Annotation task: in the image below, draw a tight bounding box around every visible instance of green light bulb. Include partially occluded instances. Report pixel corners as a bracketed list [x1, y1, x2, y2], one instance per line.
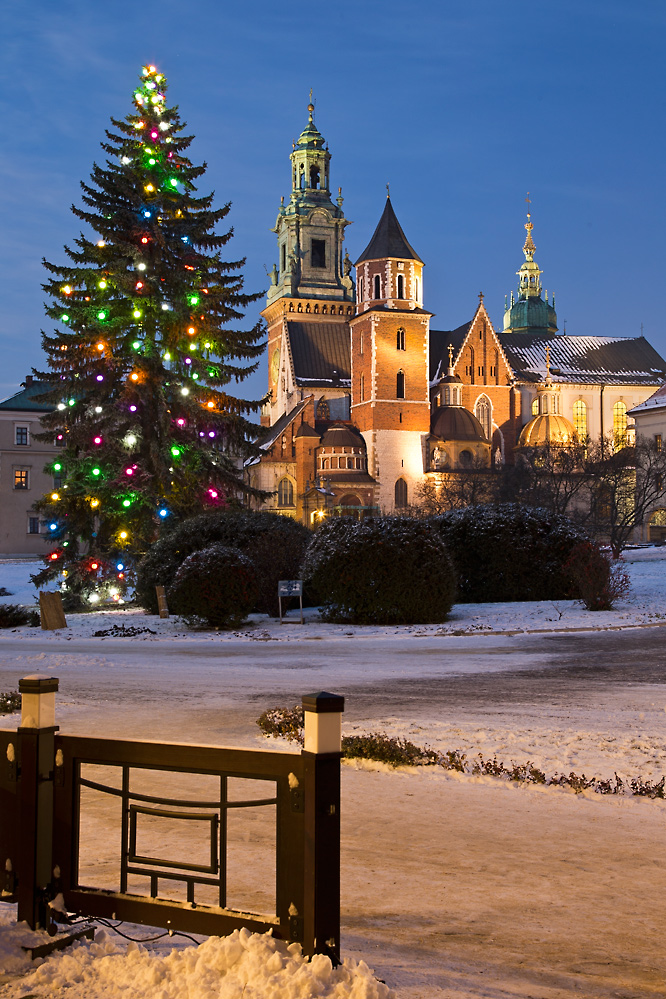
[171, 446, 181, 457]
[133, 310, 142, 319]
[170, 178, 178, 187]
[190, 296, 199, 305]
[98, 280, 107, 289]
[122, 499, 131, 508]
[92, 467, 101, 476]
[68, 399, 75, 406]
[192, 373, 199, 379]
[97, 311, 106, 321]
[149, 158, 156, 166]
[164, 352, 171, 361]
[53, 463, 62, 471]
[132, 341, 141, 350]
[61, 314, 69, 322]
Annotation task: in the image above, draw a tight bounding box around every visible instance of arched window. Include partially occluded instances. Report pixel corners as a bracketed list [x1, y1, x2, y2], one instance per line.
[459, 449, 473, 466]
[573, 400, 587, 440]
[309, 164, 320, 189]
[397, 274, 404, 299]
[395, 477, 408, 508]
[396, 327, 405, 350]
[316, 397, 330, 420]
[415, 277, 419, 302]
[613, 401, 627, 448]
[475, 395, 492, 440]
[532, 397, 539, 416]
[396, 370, 405, 399]
[359, 278, 364, 302]
[277, 477, 294, 507]
[322, 458, 330, 470]
[374, 274, 381, 300]
[360, 373, 365, 402]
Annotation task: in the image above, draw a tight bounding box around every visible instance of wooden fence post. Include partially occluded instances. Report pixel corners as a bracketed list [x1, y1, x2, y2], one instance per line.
[16, 675, 59, 931]
[301, 691, 344, 964]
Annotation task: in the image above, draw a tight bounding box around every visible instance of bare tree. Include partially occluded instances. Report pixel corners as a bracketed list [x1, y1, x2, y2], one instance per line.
[417, 463, 499, 514]
[585, 435, 666, 555]
[499, 441, 592, 517]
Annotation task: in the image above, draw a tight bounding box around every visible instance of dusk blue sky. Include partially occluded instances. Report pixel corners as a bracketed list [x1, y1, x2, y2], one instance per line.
[2, 1, 665, 411]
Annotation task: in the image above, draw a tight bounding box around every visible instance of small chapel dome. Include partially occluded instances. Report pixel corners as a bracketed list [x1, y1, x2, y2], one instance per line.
[517, 413, 576, 448]
[439, 371, 463, 385]
[320, 423, 366, 448]
[431, 406, 488, 442]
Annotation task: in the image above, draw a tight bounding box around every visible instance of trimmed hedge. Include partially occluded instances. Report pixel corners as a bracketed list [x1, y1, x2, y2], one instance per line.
[301, 517, 457, 624]
[168, 544, 258, 628]
[431, 504, 591, 603]
[136, 511, 310, 616]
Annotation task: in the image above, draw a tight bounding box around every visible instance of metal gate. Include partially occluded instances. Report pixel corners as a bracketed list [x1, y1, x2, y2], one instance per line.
[0, 676, 343, 961]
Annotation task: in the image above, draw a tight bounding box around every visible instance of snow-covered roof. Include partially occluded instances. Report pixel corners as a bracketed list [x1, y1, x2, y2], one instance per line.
[498, 334, 666, 386]
[628, 382, 666, 414]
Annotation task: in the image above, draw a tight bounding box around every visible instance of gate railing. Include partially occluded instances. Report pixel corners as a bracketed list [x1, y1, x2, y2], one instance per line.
[0, 676, 343, 961]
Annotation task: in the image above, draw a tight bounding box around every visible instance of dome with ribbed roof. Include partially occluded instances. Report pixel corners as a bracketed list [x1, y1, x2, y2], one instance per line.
[504, 295, 558, 334]
[517, 413, 576, 447]
[431, 407, 488, 442]
[295, 104, 326, 150]
[320, 423, 365, 447]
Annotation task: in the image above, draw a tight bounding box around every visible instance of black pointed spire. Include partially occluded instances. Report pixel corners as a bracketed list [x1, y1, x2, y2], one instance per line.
[355, 198, 423, 265]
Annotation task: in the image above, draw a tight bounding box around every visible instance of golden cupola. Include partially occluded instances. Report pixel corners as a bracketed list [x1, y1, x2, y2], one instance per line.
[517, 347, 576, 447]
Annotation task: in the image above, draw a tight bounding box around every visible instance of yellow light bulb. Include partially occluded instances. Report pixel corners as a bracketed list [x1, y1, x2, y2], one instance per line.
[207, 401, 214, 409]
[97, 342, 104, 351]
[131, 373, 139, 381]
[90, 498, 99, 508]
[120, 531, 128, 540]
[51, 492, 60, 501]
[145, 184, 154, 193]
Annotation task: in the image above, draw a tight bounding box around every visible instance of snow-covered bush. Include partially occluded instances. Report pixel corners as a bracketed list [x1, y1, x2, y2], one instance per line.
[0, 603, 39, 628]
[301, 517, 457, 624]
[563, 540, 630, 610]
[136, 511, 310, 616]
[431, 504, 590, 602]
[168, 544, 258, 628]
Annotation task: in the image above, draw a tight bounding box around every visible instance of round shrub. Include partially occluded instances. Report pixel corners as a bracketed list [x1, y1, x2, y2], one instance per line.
[302, 517, 457, 624]
[136, 511, 311, 616]
[431, 503, 591, 603]
[168, 544, 258, 628]
[563, 540, 630, 610]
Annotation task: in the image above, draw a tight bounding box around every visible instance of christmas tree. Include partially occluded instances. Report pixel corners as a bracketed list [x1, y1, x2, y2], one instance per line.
[32, 64, 265, 606]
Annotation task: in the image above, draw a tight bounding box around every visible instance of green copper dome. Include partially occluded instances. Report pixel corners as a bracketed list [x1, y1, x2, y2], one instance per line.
[296, 104, 326, 150]
[504, 295, 558, 334]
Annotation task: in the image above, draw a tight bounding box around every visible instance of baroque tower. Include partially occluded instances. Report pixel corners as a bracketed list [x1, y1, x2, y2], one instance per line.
[503, 207, 558, 335]
[262, 103, 354, 426]
[350, 197, 431, 511]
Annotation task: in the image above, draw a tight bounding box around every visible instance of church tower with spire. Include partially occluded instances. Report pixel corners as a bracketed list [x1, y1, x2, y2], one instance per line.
[349, 197, 431, 511]
[262, 102, 355, 426]
[503, 206, 558, 335]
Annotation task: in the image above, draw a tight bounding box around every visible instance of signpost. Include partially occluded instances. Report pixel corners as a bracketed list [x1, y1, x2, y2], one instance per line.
[278, 580, 303, 625]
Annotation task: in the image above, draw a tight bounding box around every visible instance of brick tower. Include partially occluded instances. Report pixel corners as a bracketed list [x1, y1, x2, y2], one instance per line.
[350, 197, 431, 511]
[261, 102, 354, 427]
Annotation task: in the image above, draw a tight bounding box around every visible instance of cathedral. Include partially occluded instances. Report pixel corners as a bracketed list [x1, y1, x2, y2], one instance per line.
[246, 103, 666, 524]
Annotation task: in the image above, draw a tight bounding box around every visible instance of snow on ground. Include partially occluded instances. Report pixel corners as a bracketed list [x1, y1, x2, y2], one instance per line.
[1, 545, 666, 640]
[0, 909, 392, 998]
[0, 550, 665, 997]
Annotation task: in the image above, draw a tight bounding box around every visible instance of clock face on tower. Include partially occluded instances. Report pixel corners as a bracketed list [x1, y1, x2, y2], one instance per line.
[270, 347, 280, 386]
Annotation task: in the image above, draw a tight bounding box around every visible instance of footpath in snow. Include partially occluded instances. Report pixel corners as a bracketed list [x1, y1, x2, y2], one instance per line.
[0, 549, 665, 997]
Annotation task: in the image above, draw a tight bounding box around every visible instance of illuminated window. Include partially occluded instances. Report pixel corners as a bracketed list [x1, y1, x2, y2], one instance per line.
[656, 434, 662, 451]
[277, 477, 294, 507]
[316, 398, 330, 420]
[14, 470, 29, 490]
[396, 370, 405, 399]
[532, 397, 539, 416]
[394, 477, 408, 508]
[573, 400, 587, 440]
[613, 401, 627, 448]
[475, 395, 492, 440]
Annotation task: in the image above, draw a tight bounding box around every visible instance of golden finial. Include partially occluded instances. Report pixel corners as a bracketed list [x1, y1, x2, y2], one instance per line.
[523, 193, 536, 260]
[545, 344, 551, 374]
[386, 183, 390, 199]
[448, 344, 454, 368]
